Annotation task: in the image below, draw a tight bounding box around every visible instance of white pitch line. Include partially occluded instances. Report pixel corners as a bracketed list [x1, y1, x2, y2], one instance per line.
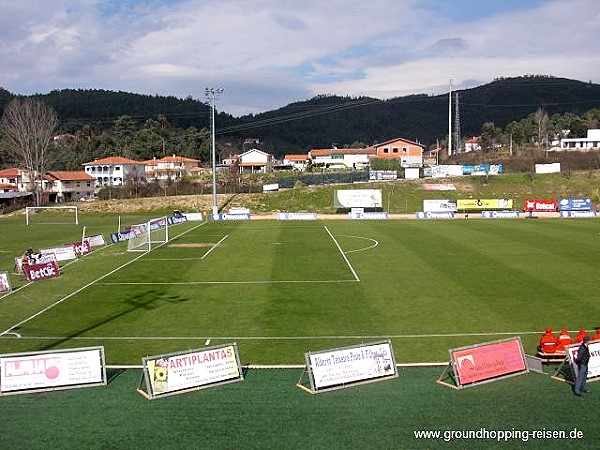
[200, 234, 229, 260]
[324, 225, 360, 282]
[0, 330, 548, 341]
[341, 235, 379, 254]
[100, 279, 358, 285]
[0, 221, 207, 337]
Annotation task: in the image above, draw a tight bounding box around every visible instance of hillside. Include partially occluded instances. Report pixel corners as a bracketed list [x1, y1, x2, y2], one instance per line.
[1, 76, 599, 155]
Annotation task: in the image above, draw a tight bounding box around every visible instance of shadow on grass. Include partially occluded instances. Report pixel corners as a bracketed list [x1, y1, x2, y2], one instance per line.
[39, 289, 188, 351]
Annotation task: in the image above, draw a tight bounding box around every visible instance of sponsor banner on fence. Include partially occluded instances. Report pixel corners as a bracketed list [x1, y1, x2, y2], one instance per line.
[334, 189, 382, 208]
[263, 183, 280, 192]
[307, 341, 397, 391]
[451, 337, 527, 387]
[211, 213, 251, 221]
[0, 271, 11, 293]
[422, 183, 457, 191]
[567, 340, 600, 380]
[24, 260, 61, 282]
[168, 215, 188, 225]
[142, 344, 243, 398]
[348, 211, 389, 220]
[524, 199, 558, 212]
[0, 347, 106, 395]
[423, 199, 457, 212]
[40, 246, 77, 262]
[481, 211, 520, 219]
[415, 211, 455, 220]
[183, 213, 203, 221]
[276, 212, 318, 220]
[67, 241, 91, 256]
[369, 170, 398, 181]
[560, 210, 598, 218]
[558, 198, 592, 211]
[110, 229, 137, 243]
[457, 199, 513, 211]
[535, 162, 560, 174]
[85, 234, 106, 248]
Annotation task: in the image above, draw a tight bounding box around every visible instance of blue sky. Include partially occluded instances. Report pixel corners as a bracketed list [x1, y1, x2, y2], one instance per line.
[0, 0, 598, 117]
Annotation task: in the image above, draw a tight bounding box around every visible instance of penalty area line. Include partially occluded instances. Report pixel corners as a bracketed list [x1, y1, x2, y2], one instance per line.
[324, 226, 360, 281]
[99, 279, 359, 285]
[201, 234, 229, 260]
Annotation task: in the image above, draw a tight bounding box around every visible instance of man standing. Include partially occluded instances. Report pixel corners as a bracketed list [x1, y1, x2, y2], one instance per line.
[574, 335, 591, 396]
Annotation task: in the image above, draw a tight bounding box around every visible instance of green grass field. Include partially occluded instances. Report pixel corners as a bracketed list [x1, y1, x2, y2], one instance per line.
[1, 212, 599, 449]
[1, 213, 599, 364]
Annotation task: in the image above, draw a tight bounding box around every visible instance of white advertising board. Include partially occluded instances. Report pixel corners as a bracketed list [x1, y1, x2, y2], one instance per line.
[567, 340, 600, 380]
[142, 344, 243, 399]
[535, 162, 561, 174]
[334, 189, 382, 208]
[0, 347, 106, 395]
[40, 246, 77, 262]
[0, 271, 11, 292]
[306, 341, 397, 392]
[423, 199, 457, 212]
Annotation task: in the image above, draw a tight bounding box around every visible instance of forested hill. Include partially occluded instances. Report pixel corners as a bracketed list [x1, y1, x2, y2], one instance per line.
[1, 75, 599, 153]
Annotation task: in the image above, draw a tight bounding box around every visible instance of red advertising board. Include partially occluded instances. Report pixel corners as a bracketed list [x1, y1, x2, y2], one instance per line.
[523, 199, 558, 212]
[24, 260, 61, 282]
[68, 241, 91, 256]
[452, 338, 527, 386]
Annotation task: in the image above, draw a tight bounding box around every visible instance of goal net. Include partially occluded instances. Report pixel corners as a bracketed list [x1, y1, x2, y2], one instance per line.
[127, 217, 169, 252]
[26, 206, 79, 225]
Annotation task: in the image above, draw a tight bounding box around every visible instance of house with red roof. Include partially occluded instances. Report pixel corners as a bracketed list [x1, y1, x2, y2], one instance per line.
[283, 154, 310, 171]
[0, 167, 34, 192]
[143, 155, 200, 181]
[45, 171, 96, 202]
[309, 148, 375, 169]
[82, 156, 147, 189]
[371, 138, 425, 168]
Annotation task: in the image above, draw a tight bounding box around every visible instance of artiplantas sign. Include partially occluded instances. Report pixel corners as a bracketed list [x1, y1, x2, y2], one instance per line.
[334, 189, 382, 208]
[0, 347, 106, 395]
[141, 344, 243, 399]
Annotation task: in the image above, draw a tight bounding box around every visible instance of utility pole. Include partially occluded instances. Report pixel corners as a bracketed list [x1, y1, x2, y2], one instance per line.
[448, 79, 453, 157]
[454, 91, 460, 155]
[205, 87, 223, 217]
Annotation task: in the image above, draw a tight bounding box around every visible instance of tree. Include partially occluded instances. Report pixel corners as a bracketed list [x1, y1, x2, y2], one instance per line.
[534, 107, 549, 151]
[0, 98, 58, 205]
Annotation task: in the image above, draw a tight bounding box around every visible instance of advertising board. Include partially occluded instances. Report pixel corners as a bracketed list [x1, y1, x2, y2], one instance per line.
[423, 199, 457, 212]
[141, 344, 243, 399]
[40, 246, 77, 261]
[481, 211, 520, 219]
[560, 210, 597, 218]
[450, 337, 527, 387]
[558, 198, 592, 211]
[24, 260, 61, 282]
[334, 189, 382, 209]
[0, 347, 106, 395]
[276, 212, 318, 220]
[0, 271, 11, 293]
[567, 340, 600, 381]
[523, 199, 558, 212]
[306, 341, 397, 392]
[456, 199, 513, 211]
[348, 211, 389, 220]
[211, 213, 251, 221]
[415, 211, 455, 219]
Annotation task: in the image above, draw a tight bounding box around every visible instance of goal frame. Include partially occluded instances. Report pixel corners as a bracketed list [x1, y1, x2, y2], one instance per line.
[25, 206, 79, 225]
[127, 217, 169, 252]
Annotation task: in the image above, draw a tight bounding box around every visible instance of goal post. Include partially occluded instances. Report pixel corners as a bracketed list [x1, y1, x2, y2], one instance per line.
[127, 217, 169, 252]
[26, 206, 79, 225]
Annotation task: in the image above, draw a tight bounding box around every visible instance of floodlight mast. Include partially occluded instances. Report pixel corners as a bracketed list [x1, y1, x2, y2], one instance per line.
[205, 87, 224, 217]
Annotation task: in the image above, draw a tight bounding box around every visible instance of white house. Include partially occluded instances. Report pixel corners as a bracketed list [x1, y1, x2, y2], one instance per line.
[0, 167, 34, 192]
[82, 156, 147, 189]
[309, 148, 375, 169]
[144, 155, 200, 181]
[283, 154, 310, 171]
[238, 149, 274, 173]
[45, 171, 96, 202]
[559, 129, 600, 151]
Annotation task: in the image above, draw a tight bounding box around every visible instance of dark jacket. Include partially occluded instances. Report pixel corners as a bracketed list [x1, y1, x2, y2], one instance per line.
[575, 343, 590, 366]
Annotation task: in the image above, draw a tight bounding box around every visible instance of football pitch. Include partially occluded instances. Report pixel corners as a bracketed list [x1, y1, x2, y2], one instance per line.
[1, 213, 600, 449]
[1, 214, 599, 365]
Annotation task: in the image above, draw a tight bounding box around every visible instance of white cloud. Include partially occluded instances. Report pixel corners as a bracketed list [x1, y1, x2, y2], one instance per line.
[0, 0, 598, 116]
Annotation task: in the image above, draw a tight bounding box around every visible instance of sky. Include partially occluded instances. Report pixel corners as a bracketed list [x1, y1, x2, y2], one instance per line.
[0, 0, 599, 117]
